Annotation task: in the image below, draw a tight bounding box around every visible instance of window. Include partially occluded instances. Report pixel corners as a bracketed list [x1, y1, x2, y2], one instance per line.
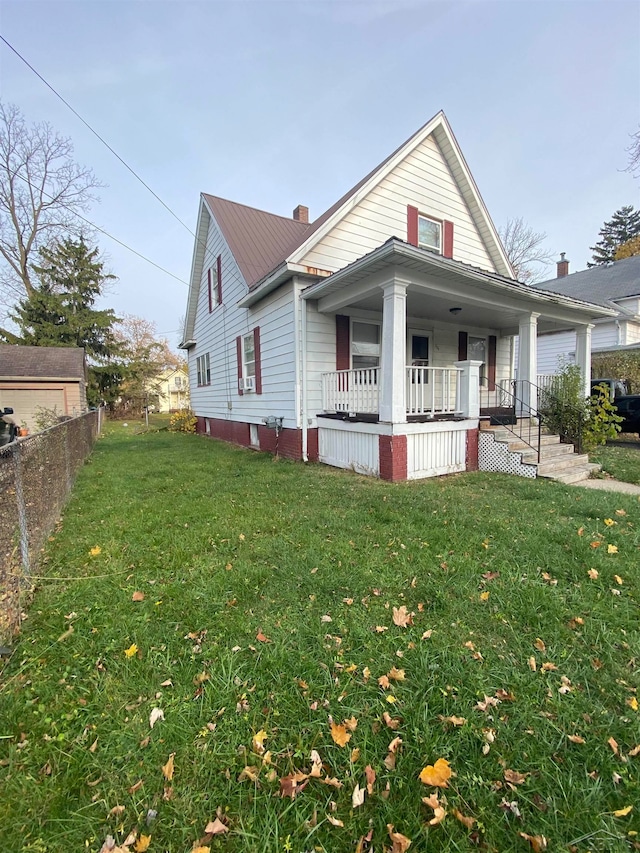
[237, 328, 262, 394]
[418, 215, 442, 253]
[174, 376, 183, 389]
[242, 333, 256, 378]
[468, 336, 486, 385]
[196, 353, 210, 386]
[207, 266, 218, 312]
[351, 321, 380, 370]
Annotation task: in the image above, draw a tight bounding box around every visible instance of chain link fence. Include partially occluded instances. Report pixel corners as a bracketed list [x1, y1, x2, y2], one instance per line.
[0, 409, 101, 642]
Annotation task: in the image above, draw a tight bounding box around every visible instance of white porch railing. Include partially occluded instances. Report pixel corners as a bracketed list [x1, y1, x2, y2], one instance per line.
[321, 367, 462, 417]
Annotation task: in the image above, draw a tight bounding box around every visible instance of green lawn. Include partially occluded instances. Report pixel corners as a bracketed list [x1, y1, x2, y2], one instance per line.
[591, 438, 640, 485]
[1, 425, 639, 853]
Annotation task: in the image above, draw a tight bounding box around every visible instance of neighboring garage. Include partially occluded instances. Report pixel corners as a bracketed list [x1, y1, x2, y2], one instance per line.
[0, 345, 88, 433]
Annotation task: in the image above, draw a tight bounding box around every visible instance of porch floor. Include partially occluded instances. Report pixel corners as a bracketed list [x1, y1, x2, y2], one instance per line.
[317, 412, 469, 425]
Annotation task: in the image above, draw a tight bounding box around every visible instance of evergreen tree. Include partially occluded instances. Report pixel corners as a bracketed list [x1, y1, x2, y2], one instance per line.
[588, 205, 640, 266]
[5, 237, 123, 405]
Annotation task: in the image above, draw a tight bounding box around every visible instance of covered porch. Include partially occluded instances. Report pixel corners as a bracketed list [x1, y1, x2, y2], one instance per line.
[300, 240, 614, 480]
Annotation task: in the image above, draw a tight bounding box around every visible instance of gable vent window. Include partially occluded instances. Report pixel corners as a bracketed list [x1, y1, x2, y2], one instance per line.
[418, 215, 442, 254]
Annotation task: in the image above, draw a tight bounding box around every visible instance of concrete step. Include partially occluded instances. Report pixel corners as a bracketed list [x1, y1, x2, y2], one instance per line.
[519, 443, 576, 464]
[536, 453, 591, 477]
[544, 463, 602, 484]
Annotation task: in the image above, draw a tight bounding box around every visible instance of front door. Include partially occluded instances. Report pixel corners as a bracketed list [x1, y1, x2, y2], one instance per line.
[408, 332, 430, 377]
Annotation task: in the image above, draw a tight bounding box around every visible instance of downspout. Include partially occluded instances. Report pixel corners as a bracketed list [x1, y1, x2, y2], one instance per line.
[301, 294, 309, 462]
[615, 318, 622, 346]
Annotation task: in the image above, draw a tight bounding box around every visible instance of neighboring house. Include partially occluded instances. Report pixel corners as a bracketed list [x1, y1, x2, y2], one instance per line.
[181, 111, 613, 481]
[0, 345, 88, 432]
[156, 366, 189, 412]
[534, 255, 640, 374]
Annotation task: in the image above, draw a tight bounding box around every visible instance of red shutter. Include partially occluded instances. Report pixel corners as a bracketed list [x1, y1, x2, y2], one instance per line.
[216, 255, 223, 305]
[458, 331, 468, 362]
[336, 315, 350, 370]
[253, 326, 262, 394]
[236, 336, 243, 395]
[443, 220, 454, 259]
[407, 205, 419, 247]
[488, 335, 497, 391]
[207, 268, 213, 313]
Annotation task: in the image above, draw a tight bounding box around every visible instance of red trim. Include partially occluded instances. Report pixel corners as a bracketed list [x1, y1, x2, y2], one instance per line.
[379, 435, 408, 481]
[443, 220, 454, 259]
[236, 336, 243, 395]
[253, 326, 262, 394]
[207, 268, 213, 313]
[407, 205, 418, 247]
[488, 335, 497, 391]
[216, 255, 223, 305]
[458, 331, 468, 362]
[336, 315, 350, 370]
[466, 428, 479, 471]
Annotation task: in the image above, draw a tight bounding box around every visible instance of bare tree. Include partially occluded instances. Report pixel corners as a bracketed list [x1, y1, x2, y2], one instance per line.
[499, 217, 555, 284]
[0, 101, 101, 306]
[626, 128, 640, 178]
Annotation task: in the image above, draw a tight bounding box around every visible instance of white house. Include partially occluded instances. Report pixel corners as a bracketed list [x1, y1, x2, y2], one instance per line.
[156, 366, 189, 413]
[534, 255, 640, 374]
[181, 111, 613, 482]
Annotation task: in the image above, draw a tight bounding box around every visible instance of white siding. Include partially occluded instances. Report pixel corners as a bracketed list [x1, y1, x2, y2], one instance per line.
[623, 320, 640, 345]
[536, 322, 622, 375]
[407, 428, 466, 479]
[299, 134, 495, 273]
[319, 425, 379, 476]
[189, 218, 298, 427]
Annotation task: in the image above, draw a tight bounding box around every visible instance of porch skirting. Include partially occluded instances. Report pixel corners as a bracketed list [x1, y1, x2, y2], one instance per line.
[195, 416, 319, 462]
[318, 417, 479, 481]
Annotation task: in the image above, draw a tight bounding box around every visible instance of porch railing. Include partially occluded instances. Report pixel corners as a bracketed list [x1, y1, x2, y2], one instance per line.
[321, 366, 462, 417]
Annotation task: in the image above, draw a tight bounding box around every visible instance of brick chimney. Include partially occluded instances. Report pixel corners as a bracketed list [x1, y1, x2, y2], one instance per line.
[293, 205, 309, 223]
[557, 252, 570, 278]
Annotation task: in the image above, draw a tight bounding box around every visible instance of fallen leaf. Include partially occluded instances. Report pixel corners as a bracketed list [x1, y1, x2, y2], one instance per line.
[629, 744, 640, 757]
[528, 656, 537, 672]
[495, 688, 515, 701]
[374, 625, 388, 633]
[128, 779, 143, 793]
[160, 679, 173, 687]
[504, 768, 527, 785]
[252, 729, 267, 755]
[344, 716, 358, 731]
[109, 805, 125, 817]
[392, 606, 413, 627]
[279, 771, 309, 798]
[453, 808, 475, 829]
[439, 715, 466, 727]
[422, 791, 447, 825]
[388, 736, 403, 754]
[350, 747, 361, 763]
[378, 675, 391, 690]
[607, 544, 619, 554]
[321, 615, 333, 623]
[162, 753, 175, 781]
[479, 591, 490, 601]
[567, 734, 585, 744]
[90, 546, 102, 556]
[519, 832, 548, 851]
[534, 638, 546, 652]
[124, 643, 139, 659]
[422, 629, 433, 639]
[628, 697, 639, 712]
[238, 765, 260, 783]
[387, 824, 412, 852]
[588, 568, 599, 579]
[326, 814, 344, 827]
[614, 805, 633, 817]
[382, 711, 401, 730]
[132, 591, 145, 601]
[57, 625, 74, 642]
[615, 575, 624, 585]
[352, 782, 366, 808]
[540, 662, 558, 672]
[149, 708, 164, 729]
[482, 570, 500, 581]
[330, 722, 351, 747]
[204, 817, 228, 834]
[608, 737, 619, 755]
[475, 695, 500, 711]
[499, 798, 522, 818]
[388, 666, 405, 681]
[255, 630, 271, 643]
[365, 764, 376, 794]
[419, 757, 452, 787]
[135, 836, 151, 853]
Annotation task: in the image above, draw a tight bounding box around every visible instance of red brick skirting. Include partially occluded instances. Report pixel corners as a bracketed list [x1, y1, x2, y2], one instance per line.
[378, 434, 407, 481]
[196, 416, 318, 462]
[466, 427, 479, 471]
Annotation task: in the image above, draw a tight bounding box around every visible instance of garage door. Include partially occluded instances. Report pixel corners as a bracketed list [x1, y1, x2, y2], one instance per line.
[1, 389, 66, 433]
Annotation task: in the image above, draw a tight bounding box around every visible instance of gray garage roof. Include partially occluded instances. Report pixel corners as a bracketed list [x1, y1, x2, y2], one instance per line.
[534, 256, 640, 307]
[0, 345, 86, 379]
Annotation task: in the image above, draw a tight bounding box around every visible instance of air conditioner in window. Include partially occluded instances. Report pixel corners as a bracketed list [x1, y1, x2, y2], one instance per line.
[239, 376, 255, 392]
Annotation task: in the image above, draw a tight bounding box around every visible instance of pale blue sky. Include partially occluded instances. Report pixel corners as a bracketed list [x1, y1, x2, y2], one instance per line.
[1, 0, 638, 347]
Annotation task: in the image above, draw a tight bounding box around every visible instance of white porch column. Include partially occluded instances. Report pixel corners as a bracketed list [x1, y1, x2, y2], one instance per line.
[454, 360, 482, 418]
[379, 278, 408, 424]
[516, 313, 540, 415]
[575, 324, 593, 398]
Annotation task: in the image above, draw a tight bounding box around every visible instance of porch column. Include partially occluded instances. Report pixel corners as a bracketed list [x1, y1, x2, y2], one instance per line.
[454, 360, 482, 418]
[379, 278, 408, 424]
[575, 324, 593, 398]
[516, 313, 540, 415]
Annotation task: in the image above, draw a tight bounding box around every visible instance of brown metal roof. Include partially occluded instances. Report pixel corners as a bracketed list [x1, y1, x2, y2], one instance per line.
[203, 194, 311, 288]
[0, 345, 86, 379]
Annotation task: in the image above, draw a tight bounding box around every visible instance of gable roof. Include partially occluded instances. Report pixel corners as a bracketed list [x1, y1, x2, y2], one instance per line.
[203, 194, 311, 288]
[0, 345, 86, 379]
[534, 256, 640, 308]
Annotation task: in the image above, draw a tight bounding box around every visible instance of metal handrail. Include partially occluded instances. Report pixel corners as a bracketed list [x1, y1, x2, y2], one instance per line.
[480, 379, 542, 462]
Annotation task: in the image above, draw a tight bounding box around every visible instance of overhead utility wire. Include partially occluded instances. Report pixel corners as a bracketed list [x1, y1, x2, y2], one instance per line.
[0, 34, 196, 241]
[10, 168, 189, 287]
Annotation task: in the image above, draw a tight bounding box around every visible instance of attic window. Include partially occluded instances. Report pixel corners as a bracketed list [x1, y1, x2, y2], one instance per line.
[418, 216, 442, 253]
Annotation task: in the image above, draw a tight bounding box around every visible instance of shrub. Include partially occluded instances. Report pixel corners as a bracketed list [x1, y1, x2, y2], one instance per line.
[168, 408, 197, 433]
[33, 405, 62, 432]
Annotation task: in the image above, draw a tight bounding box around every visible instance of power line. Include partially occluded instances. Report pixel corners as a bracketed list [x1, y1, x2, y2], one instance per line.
[0, 34, 196, 241]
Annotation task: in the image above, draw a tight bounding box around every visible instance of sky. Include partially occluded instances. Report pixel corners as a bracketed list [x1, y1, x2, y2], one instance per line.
[0, 0, 638, 351]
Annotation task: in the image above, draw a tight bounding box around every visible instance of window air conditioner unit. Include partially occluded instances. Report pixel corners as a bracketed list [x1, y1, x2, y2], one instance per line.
[239, 376, 255, 392]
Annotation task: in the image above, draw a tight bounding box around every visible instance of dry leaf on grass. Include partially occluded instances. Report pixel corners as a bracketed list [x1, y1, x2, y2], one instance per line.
[504, 768, 527, 785]
[419, 757, 452, 787]
[382, 711, 402, 729]
[534, 638, 546, 652]
[124, 643, 138, 658]
[422, 791, 446, 825]
[392, 606, 413, 627]
[255, 630, 271, 643]
[310, 749, 323, 778]
[330, 722, 351, 747]
[388, 666, 405, 681]
[162, 753, 175, 781]
[326, 814, 344, 827]
[352, 783, 366, 808]
[519, 832, 547, 851]
[439, 715, 466, 727]
[279, 772, 308, 798]
[252, 730, 267, 755]
[204, 818, 228, 834]
[387, 824, 412, 852]
[135, 837, 151, 853]
[453, 808, 476, 829]
[132, 591, 145, 601]
[365, 764, 376, 794]
[149, 708, 164, 729]
[614, 805, 633, 817]
[567, 734, 585, 744]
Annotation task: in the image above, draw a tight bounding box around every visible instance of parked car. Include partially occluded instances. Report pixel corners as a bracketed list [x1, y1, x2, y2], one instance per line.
[0, 407, 18, 447]
[612, 395, 640, 434]
[590, 378, 630, 400]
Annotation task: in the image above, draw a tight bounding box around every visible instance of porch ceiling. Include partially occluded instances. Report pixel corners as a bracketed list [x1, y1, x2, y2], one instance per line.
[301, 239, 615, 334]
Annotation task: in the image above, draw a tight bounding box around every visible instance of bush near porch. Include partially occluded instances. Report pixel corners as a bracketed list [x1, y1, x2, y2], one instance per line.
[0, 426, 638, 853]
